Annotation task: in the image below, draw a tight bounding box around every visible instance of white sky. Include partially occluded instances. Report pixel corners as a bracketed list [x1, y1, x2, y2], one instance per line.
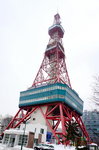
[0, 0, 99, 116]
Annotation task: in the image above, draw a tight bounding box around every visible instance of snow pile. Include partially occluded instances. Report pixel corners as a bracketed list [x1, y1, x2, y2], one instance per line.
[0, 144, 32, 150]
[13, 145, 33, 150]
[0, 144, 76, 150]
[54, 144, 75, 150]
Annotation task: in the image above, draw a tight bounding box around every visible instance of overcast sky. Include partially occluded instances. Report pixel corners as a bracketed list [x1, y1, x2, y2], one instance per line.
[0, 0, 99, 116]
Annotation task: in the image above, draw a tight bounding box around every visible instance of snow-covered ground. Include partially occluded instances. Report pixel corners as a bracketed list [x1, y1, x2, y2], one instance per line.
[0, 144, 76, 150]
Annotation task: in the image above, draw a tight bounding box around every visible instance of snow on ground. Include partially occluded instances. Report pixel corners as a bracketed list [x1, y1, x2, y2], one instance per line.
[0, 144, 76, 150]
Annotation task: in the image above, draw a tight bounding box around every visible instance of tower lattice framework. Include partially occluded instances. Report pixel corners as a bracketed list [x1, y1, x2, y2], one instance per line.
[1, 14, 90, 144]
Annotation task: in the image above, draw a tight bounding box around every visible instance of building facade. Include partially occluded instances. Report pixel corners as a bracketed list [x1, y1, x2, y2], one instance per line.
[2, 122, 47, 148]
[82, 109, 99, 145]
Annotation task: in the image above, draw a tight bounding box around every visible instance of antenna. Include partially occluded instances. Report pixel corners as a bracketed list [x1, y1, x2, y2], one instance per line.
[56, 0, 59, 15]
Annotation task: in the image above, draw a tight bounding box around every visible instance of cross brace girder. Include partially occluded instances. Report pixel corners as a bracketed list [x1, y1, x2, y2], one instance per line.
[1, 102, 90, 144]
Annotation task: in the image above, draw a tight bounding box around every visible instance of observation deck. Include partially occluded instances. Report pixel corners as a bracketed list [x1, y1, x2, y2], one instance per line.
[19, 83, 83, 116]
[48, 24, 64, 38]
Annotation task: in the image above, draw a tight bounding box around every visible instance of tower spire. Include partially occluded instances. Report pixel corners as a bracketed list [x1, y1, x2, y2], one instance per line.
[32, 14, 71, 88]
[53, 13, 61, 25]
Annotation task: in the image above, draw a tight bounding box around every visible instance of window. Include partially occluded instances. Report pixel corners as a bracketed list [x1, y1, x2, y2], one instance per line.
[9, 134, 15, 147]
[3, 134, 9, 144]
[35, 128, 36, 132]
[18, 135, 28, 146]
[40, 128, 44, 134]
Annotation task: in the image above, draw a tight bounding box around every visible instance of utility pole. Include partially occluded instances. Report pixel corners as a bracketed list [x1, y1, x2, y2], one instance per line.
[21, 117, 30, 150]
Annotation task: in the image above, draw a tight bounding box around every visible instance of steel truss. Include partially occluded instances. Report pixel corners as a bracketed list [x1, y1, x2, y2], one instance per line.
[32, 46, 71, 88]
[1, 14, 90, 144]
[2, 103, 90, 144]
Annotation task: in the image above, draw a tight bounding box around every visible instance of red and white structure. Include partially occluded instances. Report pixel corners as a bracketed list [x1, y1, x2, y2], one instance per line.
[1, 14, 90, 144]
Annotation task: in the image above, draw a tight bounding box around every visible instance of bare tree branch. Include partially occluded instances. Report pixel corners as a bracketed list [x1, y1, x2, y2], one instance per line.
[91, 75, 99, 106]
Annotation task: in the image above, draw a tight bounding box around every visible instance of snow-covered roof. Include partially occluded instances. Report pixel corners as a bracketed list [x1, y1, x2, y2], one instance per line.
[4, 129, 29, 135]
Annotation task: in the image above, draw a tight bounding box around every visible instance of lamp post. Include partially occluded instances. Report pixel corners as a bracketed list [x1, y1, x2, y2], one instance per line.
[21, 117, 30, 150]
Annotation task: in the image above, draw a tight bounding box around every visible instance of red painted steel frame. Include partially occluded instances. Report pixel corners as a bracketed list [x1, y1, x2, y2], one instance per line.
[1, 103, 90, 144]
[32, 47, 71, 88]
[1, 14, 90, 144]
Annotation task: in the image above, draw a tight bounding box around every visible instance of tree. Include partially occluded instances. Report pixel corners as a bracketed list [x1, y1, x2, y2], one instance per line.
[92, 75, 99, 106]
[1, 115, 13, 134]
[63, 120, 81, 146]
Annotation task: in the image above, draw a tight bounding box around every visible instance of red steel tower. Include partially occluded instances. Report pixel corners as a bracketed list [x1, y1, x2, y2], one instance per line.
[2, 14, 90, 144]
